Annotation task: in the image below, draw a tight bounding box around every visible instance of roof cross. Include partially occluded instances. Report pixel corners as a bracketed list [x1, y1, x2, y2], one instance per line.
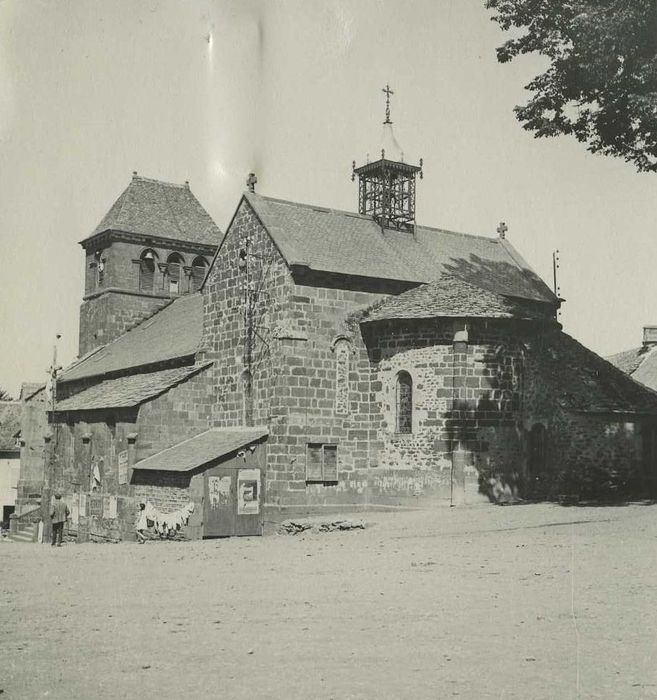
[497, 221, 508, 239]
[382, 84, 394, 124]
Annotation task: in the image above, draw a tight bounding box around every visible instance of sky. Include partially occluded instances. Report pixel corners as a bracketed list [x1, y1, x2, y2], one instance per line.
[1, 0, 656, 397]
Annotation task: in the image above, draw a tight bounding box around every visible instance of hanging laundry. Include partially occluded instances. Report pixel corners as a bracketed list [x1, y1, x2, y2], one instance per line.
[142, 501, 194, 537]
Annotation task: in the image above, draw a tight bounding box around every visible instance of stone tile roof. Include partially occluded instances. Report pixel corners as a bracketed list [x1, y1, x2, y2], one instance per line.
[55, 364, 210, 412]
[245, 193, 555, 303]
[360, 276, 554, 323]
[60, 294, 203, 383]
[19, 383, 45, 401]
[0, 402, 21, 451]
[538, 332, 657, 414]
[133, 427, 268, 472]
[84, 175, 222, 246]
[607, 346, 653, 375]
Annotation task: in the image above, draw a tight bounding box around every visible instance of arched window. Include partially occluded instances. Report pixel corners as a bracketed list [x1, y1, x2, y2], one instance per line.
[139, 249, 158, 291]
[167, 253, 184, 294]
[191, 256, 208, 292]
[334, 339, 350, 415]
[396, 371, 413, 434]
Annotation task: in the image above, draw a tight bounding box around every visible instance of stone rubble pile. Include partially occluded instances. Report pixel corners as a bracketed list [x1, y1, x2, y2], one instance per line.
[278, 518, 367, 535]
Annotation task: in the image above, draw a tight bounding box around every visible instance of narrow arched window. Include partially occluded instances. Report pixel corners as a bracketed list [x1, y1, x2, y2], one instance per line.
[396, 371, 413, 434]
[191, 256, 208, 292]
[139, 249, 157, 291]
[167, 253, 184, 294]
[334, 339, 350, 415]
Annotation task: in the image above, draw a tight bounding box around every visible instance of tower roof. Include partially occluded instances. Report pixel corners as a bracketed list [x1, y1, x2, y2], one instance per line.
[83, 174, 222, 246]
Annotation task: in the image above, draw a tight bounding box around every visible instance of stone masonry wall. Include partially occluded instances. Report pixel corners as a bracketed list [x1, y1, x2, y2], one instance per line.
[16, 388, 48, 506]
[79, 292, 170, 356]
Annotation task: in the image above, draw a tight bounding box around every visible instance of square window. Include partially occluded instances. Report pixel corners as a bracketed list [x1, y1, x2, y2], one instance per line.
[306, 443, 338, 484]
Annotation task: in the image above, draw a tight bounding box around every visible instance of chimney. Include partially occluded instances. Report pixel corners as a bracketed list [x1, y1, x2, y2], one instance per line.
[643, 326, 657, 346]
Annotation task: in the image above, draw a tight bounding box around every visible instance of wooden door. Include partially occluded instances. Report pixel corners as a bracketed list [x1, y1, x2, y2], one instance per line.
[204, 468, 235, 537]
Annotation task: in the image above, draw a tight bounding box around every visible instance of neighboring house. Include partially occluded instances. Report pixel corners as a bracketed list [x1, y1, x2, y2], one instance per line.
[608, 326, 657, 391]
[0, 401, 22, 527]
[27, 122, 657, 541]
[14, 383, 47, 513]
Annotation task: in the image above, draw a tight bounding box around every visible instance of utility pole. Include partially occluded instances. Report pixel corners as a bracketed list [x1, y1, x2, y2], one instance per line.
[42, 334, 62, 543]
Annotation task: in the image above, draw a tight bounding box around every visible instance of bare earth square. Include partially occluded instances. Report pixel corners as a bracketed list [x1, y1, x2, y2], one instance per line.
[2, 503, 656, 699]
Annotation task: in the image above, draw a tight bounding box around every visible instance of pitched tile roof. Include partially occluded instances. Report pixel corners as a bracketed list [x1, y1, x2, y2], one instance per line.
[133, 427, 268, 472]
[537, 332, 657, 414]
[85, 175, 222, 246]
[607, 346, 653, 376]
[60, 293, 203, 383]
[360, 276, 554, 323]
[0, 402, 21, 451]
[19, 383, 45, 401]
[245, 193, 556, 303]
[55, 364, 211, 412]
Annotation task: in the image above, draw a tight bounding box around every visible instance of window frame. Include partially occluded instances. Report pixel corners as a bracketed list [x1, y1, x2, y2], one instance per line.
[395, 370, 413, 434]
[305, 443, 338, 484]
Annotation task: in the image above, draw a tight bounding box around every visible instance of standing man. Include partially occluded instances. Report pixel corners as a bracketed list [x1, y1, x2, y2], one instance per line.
[50, 493, 69, 547]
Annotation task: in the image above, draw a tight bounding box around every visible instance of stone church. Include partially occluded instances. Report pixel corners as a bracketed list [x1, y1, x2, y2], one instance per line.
[16, 113, 657, 540]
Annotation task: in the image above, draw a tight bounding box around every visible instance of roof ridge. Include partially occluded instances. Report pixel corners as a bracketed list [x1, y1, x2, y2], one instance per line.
[133, 175, 188, 189]
[248, 192, 501, 243]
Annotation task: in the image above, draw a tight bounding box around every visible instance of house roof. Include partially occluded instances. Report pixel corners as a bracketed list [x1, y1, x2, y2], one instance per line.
[133, 427, 268, 472]
[60, 293, 204, 384]
[538, 332, 657, 414]
[19, 383, 45, 402]
[607, 346, 654, 375]
[84, 175, 222, 246]
[244, 193, 556, 304]
[360, 276, 554, 323]
[0, 402, 21, 451]
[54, 364, 211, 412]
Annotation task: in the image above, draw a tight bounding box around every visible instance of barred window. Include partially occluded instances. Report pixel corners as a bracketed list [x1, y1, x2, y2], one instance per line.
[396, 371, 413, 433]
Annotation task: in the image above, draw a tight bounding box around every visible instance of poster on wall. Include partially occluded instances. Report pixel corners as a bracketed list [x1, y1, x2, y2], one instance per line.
[237, 469, 260, 515]
[208, 475, 231, 509]
[79, 493, 87, 517]
[103, 495, 117, 519]
[117, 450, 129, 485]
[88, 494, 103, 518]
[71, 500, 79, 525]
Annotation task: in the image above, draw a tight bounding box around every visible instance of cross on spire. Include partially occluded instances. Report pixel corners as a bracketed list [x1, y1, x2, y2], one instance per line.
[497, 221, 508, 239]
[382, 84, 394, 124]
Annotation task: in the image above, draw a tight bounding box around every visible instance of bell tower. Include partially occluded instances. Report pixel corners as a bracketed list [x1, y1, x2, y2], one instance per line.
[352, 85, 423, 231]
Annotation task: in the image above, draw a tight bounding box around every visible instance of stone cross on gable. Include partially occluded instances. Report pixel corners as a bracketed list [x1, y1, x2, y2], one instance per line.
[497, 221, 508, 239]
[382, 84, 394, 124]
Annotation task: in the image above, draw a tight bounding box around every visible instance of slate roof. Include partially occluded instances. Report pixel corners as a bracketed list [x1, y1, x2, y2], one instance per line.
[55, 364, 211, 412]
[244, 193, 556, 303]
[19, 383, 45, 401]
[538, 332, 657, 414]
[607, 346, 654, 375]
[360, 276, 554, 323]
[60, 293, 203, 383]
[84, 175, 222, 246]
[0, 402, 21, 451]
[133, 427, 268, 472]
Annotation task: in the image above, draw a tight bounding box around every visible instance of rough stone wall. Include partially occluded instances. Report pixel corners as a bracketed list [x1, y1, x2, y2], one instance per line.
[135, 367, 214, 461]
[16, 388, 48, 506]
[78, 292, 170, 356]
[367, 319, 526, 501]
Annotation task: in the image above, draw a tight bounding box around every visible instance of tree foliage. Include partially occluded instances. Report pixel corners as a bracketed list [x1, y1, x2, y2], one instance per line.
[485, 0, 657, 172]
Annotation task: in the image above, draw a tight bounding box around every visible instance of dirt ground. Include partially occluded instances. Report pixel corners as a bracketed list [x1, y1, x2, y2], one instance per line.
[2, 503, 657, 700]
